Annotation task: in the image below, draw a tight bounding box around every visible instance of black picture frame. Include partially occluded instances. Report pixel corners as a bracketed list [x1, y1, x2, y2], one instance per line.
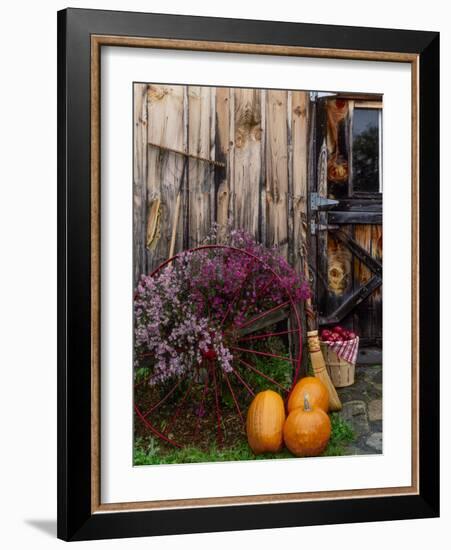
[57, 7, 439, 541]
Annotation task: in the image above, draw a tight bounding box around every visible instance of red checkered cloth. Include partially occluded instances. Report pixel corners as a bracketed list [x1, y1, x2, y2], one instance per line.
[326, 337, 360, 365]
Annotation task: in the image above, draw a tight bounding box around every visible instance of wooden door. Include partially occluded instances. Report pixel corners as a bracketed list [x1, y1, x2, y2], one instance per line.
[309, 95, 383, 360]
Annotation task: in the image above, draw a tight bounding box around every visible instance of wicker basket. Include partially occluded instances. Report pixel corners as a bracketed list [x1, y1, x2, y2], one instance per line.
[319, 341, 356, 388]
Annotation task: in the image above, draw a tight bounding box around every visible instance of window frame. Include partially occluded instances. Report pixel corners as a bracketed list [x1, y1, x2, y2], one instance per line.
[351, 100, 383, 197]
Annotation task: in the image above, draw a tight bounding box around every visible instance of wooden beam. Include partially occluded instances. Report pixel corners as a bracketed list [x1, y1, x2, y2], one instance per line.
[332, 228, 382, 276]
[319, 274, 382, 325]
[328, 211, 382, 224]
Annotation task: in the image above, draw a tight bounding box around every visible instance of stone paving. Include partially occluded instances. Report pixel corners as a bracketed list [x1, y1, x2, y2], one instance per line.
[336, 364, 383, 455]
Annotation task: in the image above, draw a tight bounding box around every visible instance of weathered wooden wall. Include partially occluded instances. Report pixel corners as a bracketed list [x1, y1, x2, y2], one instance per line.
[133, 83, 310, 281]
[134, 85, 383, 346]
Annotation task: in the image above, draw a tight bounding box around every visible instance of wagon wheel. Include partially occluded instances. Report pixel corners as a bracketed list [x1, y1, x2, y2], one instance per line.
[134, 245, 303, 449]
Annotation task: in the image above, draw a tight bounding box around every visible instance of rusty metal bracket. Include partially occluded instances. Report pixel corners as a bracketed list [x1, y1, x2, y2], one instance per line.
[310, 192, 339, 211]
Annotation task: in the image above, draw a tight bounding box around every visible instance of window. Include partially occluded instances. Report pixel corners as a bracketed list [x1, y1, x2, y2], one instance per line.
[352, 106, 382, 194]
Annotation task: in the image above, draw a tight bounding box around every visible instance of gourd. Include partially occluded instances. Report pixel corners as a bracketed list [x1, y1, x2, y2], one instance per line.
[283, 394, 331, 457]
[246, 390, 286, 454]
[287, 376, 329, 413]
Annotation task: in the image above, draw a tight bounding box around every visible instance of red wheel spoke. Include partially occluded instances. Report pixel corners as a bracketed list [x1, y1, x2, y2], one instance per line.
[238, 358, 289, 393]
[238, 273, 276, 320]
[164, 377, 196, 436]
[142, 375, 186, 419]
[238, 328, 300, 343]
[231, 346, 296, 364]
[134, 404, 182, 448]
[220, 258, 256, 326]
[194, 371, 210, 439]
[223, 371, 245, 426]
[237, 300, 290, 330]
[230, 367, 255, 397]
[211, 363, 223, 445]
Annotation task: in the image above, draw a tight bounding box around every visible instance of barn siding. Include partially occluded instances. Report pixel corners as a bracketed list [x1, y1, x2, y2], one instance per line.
[188, 86, 213, 248]
[146, 84, 185, 271]
[214, 87, 230, 235]
[266, 90, 289, 258]
[133, 83, 148, 284]
[135, 85, 309, 281]
[234, 88, 262, 238]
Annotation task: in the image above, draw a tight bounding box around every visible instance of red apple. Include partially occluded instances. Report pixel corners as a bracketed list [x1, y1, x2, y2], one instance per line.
[347, 331, 357, 341]
[333, 325, 344, 334]
[321, 329, 332, 341]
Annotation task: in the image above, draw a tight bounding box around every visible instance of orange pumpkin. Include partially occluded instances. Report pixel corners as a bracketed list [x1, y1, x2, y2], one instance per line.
[283, 394, 331, 457]
[246, 390, 286, 454]
[287, 376, 329, 413]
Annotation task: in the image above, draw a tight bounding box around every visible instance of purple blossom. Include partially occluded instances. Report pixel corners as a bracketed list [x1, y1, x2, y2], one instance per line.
[134, 228, 309, 385]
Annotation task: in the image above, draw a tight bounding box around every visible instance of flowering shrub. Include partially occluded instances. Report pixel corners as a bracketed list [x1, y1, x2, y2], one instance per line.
[134, 229, 309, 386]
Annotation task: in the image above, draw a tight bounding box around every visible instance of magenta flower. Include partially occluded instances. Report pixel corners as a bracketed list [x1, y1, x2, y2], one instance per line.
[134, 228, 309, 385]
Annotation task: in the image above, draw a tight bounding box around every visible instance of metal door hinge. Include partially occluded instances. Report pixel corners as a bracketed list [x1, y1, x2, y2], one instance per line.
[310, 221, 339, 235]
[310, 192, 339, 211]
[309, 91, 337, 102]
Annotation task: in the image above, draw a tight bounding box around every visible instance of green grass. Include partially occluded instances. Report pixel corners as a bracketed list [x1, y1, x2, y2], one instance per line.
[134, 412, 355, 466]
[134, 340, 354, 465]
[244, 354, 292, 394]
[322, 413, 355, 456]
[134, 438, 293, 465]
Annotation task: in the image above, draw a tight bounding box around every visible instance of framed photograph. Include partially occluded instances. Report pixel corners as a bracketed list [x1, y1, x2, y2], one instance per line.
[57, 8, 439, 541]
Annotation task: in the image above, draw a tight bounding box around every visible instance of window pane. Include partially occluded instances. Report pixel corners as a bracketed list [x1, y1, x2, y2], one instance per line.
[352, 108, 380, 193]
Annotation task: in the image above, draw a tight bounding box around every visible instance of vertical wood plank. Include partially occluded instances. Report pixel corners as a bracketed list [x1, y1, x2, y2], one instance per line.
[259, 89, 267, 245]
[287, 91, 294, 266]
[316, 99, 329, 319]
[266, 90, 288, 257]
[182, 86, 189, 249]
[291, 91, 310, 275]
[233, 88, 262, 238]
[228, 89, 236, 227]
[133, 83, 148, 284]
[307, 98, 319, 306]
[188, 86, 213, 247]
[292, 92, 310, 375]
[214, 87, 231, 239]
[146, 84, 185, 270]
[209, 88, 217, 232]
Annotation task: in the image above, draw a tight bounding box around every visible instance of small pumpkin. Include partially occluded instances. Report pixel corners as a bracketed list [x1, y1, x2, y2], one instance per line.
[287, 376, 329, 413]
[246, 390, 286, 454]
[283, 394, 331, 457]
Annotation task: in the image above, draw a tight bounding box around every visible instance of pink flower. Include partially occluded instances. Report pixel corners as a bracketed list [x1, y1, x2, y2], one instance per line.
[134, 228, 309, 385]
